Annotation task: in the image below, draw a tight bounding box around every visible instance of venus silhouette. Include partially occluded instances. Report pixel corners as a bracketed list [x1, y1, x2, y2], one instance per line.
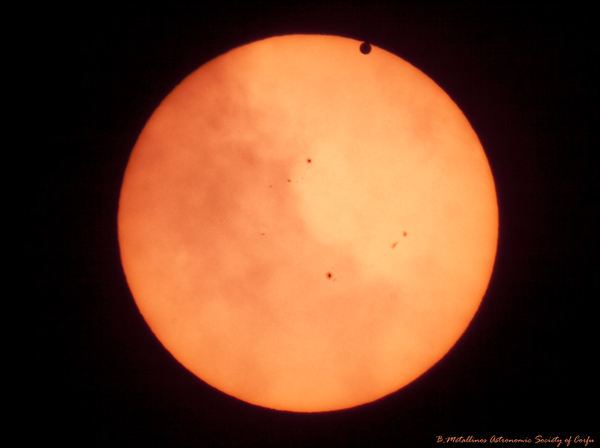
[118, 35, 498, 412]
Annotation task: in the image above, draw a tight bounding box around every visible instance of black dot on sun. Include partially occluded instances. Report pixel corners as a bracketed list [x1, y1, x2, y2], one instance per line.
[360, 42, 371, 55]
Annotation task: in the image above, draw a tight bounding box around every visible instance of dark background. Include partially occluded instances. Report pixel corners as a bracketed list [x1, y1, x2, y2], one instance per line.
[27, 2, 596, 446]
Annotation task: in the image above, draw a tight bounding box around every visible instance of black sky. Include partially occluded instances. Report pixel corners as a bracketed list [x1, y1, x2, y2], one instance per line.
[26, 2, 597, 447]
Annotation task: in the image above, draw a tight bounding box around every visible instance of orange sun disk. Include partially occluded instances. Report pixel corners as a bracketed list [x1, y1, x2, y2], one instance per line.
[118, 35, 498, 412]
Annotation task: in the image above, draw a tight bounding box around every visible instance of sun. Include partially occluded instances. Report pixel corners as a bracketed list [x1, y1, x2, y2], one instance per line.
[118, 34, 498, 412]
